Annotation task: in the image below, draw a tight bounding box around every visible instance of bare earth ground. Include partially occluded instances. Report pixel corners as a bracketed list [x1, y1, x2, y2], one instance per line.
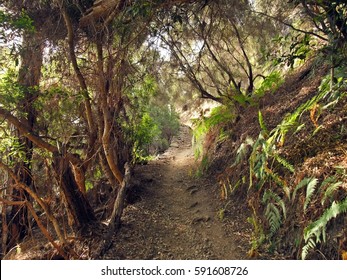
[104, 126, 252, 260]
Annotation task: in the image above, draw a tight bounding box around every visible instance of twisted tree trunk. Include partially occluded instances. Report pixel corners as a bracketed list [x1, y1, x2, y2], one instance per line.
[52, 154, 96, 229]
[5, 31, 44, 251]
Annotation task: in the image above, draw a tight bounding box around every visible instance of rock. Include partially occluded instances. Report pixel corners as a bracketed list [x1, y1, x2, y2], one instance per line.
[170, 142, 179, 148]
[190, 188, 198, 195]
[191, 216, 210, 224]
[186, 185, 197, 191]
[188, 202, 198, 208]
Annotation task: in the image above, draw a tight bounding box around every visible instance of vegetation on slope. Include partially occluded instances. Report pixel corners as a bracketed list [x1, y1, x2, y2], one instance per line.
[0, 0, 346, 259]
[196, 56, 347, 260]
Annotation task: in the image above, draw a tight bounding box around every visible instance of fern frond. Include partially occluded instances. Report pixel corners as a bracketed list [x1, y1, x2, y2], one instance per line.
[304, 178, 319, 212]
[233, 137, 254, 167]
[320, 176, 336, 188]
[294, 123, 305, 134]
[263, 189, 287, 219]
[249, 134, 266, 189]
[304, 197, 347, 244]
[321, 177, 342, 206]
[301, 238, 316, 260]
[263, 189, 286, 238]
[274, 154, 295, 173]
[258, 110, 268, 136]
[265, 202, 282, 236]
[269, 88, 327, 147]
[292, 177, 315, 202]
[302, 197, 347, 259]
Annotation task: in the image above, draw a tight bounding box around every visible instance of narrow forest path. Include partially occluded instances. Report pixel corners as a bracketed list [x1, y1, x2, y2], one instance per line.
[105, 126, 250, 260]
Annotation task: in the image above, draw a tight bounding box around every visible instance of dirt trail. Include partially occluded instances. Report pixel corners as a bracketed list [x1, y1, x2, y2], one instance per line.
[105, 126, 250, 260]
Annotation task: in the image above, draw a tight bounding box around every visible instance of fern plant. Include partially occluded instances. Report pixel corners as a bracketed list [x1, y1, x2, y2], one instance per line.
[302, 197, 347, 259]
[321, 178, 343, 206]
[230, 69, 347, 257]
[247, 116, 293, 193]
[192, 105, 235, 159]
[262, 189, 286, 238]
[292, 177, 319, 212]
[254, 71, 284, 97]
[292, 174, 346, 259]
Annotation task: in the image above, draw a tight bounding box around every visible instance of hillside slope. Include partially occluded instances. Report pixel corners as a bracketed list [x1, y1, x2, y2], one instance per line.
[202, 58, 347, 259]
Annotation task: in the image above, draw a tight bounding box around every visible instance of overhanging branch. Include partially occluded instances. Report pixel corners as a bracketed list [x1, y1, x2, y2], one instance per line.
[0, 107, 81, 166]
[252, 10, 328, 42]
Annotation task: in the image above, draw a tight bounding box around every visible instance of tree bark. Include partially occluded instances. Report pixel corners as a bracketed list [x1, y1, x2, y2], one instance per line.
[0, 108, 96, 233]
[109, 162, 131, 231]
[6, 30, 44, 250]
[95, 163, 131, 256]
[52, 154, 96, 229]
[96, 41, 124, 185]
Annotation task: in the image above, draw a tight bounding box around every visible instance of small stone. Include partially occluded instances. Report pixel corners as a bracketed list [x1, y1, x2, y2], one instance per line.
[186, 185, 197, 191]
[191, 216, 207, 224]
[190, 188, 198, 195]
[188, 202, 198, 208]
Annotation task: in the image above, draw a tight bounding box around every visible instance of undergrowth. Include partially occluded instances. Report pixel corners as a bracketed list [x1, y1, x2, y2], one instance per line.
[230, 65, 347, 259]
[192, 105, 235, 175]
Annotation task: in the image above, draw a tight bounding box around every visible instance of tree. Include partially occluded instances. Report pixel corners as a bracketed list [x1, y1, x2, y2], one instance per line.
[152, 0, 276, 109]
[0, 3, 46, 251]
[289, 0, 347, 43]
[0, 1, 97, 255]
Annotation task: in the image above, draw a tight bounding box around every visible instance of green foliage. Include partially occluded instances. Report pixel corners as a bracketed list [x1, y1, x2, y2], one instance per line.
[230, 90, 253, 107]
[247, 213, 265, 255]
[125, 74, 180, 162]
[265, 79, 331, 148]
[233, 137, 254, 167]
[126, 0, 152, 18]
[319, 66, 347, 106]
[254, 71, 284, 97]
[85, 180, 93, 192]
[274, 154, 295, 173]
[192, 122, 207, 159]
[292, 177, 319, 211]
[292, 177, 315, 202]
[0, 69, 23, 110]
[247, 130, 292, 194]
[258, 111, 268, 136]
[272, 34, 312, 68]
[262, 189, 286, 237]
[288, 173, 346, 259]
[0, 135, 27, 165]
[132, 112, 160, 160]
[321, 178, 342, 207]
[304, 178, 318, 212]
[291, 1, 347, 45]
[302, 197, 347, 259]
[0, 9, 35, 42]
[249, 111, 295, 193]
[148, 105, 180, 150]
[195, 154, 209, 178]
[192, 105, 235, 159]
[35, 86, 83, 143]
[203, 106, 235, 128]
[233, 66, 347, 256]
